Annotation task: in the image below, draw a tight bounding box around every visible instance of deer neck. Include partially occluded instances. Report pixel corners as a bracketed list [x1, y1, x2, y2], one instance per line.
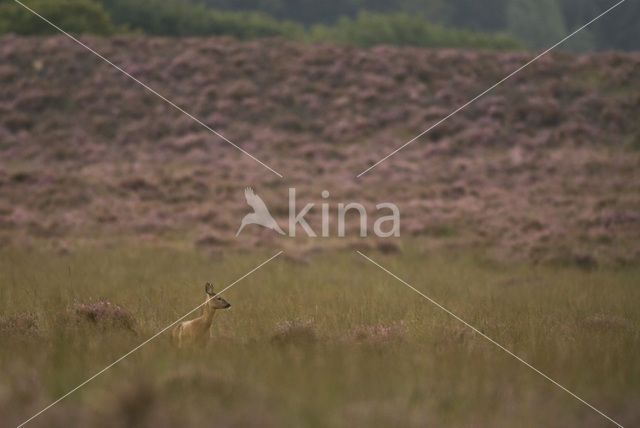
[202, 302, 217, 325]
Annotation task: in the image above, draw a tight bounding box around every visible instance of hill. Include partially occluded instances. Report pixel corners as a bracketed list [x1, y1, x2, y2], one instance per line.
[1, 35, 639, 265]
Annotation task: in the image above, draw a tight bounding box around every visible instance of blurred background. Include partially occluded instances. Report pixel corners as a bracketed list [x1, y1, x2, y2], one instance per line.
[1, 1, 640, 427]
[1, 0, 639, 52]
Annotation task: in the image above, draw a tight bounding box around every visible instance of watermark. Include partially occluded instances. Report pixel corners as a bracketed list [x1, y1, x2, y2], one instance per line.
[236, 187, 400, 238]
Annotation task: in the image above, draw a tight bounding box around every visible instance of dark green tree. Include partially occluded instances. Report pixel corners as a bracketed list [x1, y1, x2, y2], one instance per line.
[446, 0, 509, 31]
[507, 0, 567, 49]
[560, 0, 640, 51]
[0, 0, 114, 35]
[311, 11, 521, 50]
[97, 0, 304, 38]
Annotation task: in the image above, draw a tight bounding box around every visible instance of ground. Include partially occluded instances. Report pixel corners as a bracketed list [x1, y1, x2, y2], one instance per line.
[1, 35, 640, 427]
[1, 35, 640, 264]
[1, 245, 639, 427]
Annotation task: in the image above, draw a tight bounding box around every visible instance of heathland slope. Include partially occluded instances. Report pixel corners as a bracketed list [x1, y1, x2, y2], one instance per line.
[1, 35, 639, 264]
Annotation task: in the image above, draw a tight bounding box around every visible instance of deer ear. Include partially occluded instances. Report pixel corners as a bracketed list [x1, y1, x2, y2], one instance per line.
[205, 282, 215, 296]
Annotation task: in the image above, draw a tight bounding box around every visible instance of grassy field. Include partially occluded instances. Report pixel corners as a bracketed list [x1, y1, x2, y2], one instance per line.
[2, 34, 639, 428]
[1, 243, 638, 427]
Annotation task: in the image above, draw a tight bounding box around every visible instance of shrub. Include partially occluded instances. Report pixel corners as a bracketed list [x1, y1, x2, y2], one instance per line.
[0, 0, 114, 35]
[271, 319, 316, 344]
[310, 11, 521, 50]
[0, 1, 521, 51]
[0, 312, 39, 336]
[348, 321, 407, 344]
[97, 0, 305, 39]
[67, 299, 136, 331]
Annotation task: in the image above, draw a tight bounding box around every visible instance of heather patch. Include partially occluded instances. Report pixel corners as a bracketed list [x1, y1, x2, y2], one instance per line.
[271, 318, 316, 344]
[64, 299, 136, 332]
[2, 37, 637, 263]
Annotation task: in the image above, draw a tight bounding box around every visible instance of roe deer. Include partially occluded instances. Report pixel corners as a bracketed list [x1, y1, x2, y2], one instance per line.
[172, 282, 230, 347]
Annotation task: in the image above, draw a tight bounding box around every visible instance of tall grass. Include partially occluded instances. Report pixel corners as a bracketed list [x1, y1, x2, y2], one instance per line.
[1, 243, 638, 427]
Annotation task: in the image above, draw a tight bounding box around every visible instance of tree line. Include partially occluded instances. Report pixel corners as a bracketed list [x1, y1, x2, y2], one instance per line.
[1, 0, 637, 51]
[0, 0, 520, 50]
[203, 0, 640, 51]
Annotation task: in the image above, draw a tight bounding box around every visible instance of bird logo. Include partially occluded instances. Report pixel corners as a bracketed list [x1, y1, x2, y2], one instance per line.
[236, 187, 286, 237]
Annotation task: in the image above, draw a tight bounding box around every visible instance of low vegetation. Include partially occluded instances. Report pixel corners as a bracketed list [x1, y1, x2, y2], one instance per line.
[1, 244, 638, 426]
[0, 25, 638, 427]
[0, 0, 520, 50]
[1, 36, 639, 266]
[0, 0, 115, 36]
[311, 11, 520, 50]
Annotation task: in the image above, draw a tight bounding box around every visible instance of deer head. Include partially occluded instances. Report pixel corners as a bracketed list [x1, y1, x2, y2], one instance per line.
[205, 282, 231, 309]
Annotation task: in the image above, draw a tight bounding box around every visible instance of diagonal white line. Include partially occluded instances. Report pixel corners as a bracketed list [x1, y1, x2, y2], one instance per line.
[13, 0, 283, 178]
[356, 251, 624, 428]
[356, 0, 626, 177]
[16, 250, 284, 428]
